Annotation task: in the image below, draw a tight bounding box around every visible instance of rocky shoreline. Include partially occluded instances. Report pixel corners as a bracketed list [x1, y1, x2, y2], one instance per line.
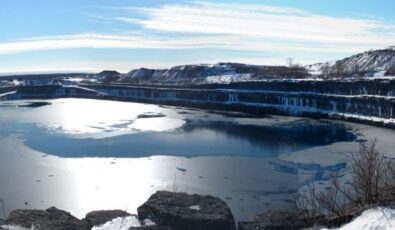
[0, 191, 236, 230]
[1, 188, 393, 230]
[0, 190, 333, 230]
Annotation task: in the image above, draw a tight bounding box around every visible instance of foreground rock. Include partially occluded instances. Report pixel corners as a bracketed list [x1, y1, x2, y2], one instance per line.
[0, 191, 236, 230]
[5, 207, 90, 230]
[84, 210, 132, 227]
[137, 191, 236, 230]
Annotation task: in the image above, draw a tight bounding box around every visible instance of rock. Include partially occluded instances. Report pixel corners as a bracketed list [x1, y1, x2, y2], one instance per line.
[95, 70, 121, 83]
[137, 191, 236, 230]
[19, 101, 51, 108]
[84, 209, 132, 227]
[5, 207, 89, 230]
[129, 226, 170, 230]
[237, 210, 306, 230]
[137, 112, 166, 119]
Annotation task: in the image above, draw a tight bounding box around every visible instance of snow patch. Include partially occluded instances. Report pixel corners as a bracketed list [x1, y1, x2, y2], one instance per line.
[322, 208, 395, 230]
[0, 225, 34, 230]
[205, 74, 251, 83]
[373, 70, 386, 78]
[189, 205, 201, 211]
[91, 216, 141, 230]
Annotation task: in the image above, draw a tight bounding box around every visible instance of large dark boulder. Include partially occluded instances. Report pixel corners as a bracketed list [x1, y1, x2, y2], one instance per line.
[5, 207, 89, 230]
[137, 191, 236, 230]
[84, 209, 132, 227]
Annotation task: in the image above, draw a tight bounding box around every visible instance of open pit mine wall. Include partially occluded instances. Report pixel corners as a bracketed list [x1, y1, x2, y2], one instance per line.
[83, 80, 395, 127]
[191, 79, 395, 96]
[3, 79, 395, 128]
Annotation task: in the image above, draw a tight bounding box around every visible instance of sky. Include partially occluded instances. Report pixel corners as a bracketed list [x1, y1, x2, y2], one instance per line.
[0, 0, 394, 74]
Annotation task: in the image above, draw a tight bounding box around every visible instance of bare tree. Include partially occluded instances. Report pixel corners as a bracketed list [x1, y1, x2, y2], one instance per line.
[320, 62, 331, 79]
[286, 57, 295, 69]
[344, 139, 385, 207]
[383, 159, 395, 200]
[296, 139, 394, 226]
[295, 185, 321, 226]
[0, 199, 5, 219]
[333, 62, 345, 77]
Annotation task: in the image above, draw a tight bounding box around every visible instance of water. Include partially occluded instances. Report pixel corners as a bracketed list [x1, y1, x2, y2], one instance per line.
[0, 99, 355, 158]
[0, 98, 365, 221]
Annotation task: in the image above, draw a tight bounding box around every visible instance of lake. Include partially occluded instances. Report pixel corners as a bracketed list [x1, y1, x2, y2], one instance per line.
[0, 98, 393, 222]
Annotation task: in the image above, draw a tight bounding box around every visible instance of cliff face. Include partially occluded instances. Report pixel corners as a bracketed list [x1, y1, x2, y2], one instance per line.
[2, 78, 395, 128]
[80, 79, 395, 128]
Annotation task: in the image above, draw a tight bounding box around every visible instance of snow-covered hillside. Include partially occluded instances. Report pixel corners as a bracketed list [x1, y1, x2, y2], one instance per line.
[339, 48, 395, 73]
[118, 62, 307, 84]
[308, 48, 395, 77]
[115, 48, 395, 83]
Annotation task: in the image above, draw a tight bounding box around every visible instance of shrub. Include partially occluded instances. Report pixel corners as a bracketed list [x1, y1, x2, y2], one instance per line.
[296, 138, 395, 227]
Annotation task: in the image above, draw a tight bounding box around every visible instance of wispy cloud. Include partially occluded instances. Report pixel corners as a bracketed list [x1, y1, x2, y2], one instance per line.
[0, 1, 394, 66]
[120, 2, 395, 46]
[0, 32, 377, 57]
[0, 33, 237, 55]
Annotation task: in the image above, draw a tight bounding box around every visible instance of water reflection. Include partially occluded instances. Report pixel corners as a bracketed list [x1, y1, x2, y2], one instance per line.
[18, 117, 356, 158]
[0, 99, 185, 138]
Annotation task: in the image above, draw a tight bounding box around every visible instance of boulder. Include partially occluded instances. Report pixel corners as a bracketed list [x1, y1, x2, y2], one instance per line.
[137, 191, 236, 230]
[84, 210, 132, 227]
[5, 207, 89, 230]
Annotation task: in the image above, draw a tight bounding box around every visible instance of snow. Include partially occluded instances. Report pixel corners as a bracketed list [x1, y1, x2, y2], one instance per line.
[205, 74, 252, 83]
[91, 216, 141, 230]
[0, 91, 16, 98]
[322, 208, 395, 230]
[373, 70, 386, 78]
[0, 216, 153, 230]
[189, 205, 201, 211]
[0, 225, 33, 230]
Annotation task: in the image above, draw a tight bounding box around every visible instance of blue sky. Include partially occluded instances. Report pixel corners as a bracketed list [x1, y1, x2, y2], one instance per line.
[0, 0, 394, 74]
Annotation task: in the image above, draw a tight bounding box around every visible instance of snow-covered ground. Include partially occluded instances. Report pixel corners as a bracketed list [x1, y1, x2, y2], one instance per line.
[205, 73, 252, 83]
[0, 216, 154, 230]
[91, 216, 143, 230]
[0, 225, 33, 230]
[322, 208, 395, 230]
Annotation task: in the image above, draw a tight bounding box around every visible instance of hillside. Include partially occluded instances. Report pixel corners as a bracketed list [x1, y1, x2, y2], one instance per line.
[307, 47, 395, 78]
[117, 63, 308, 84]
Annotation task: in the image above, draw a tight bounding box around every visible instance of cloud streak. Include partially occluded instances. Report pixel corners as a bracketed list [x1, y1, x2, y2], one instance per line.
[0, 1, 394, 66]
[123, 2, 395, 46]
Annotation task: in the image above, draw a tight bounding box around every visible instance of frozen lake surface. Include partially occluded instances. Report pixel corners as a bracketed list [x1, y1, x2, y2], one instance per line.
[0, 98, 393, 221]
